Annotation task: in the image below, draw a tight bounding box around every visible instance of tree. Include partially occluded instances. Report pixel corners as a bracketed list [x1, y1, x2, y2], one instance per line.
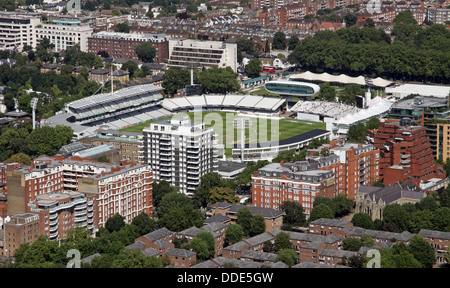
[279, 201, 306, 227]
[274, 232, 291, 252]
[8, 153, 32, 165]
[237, 207, 253, 236]
[121, 60, 139, 78]
[380, 243, 422, 268]
[417, 196, 439, 212]
[131, 212, 158, 236]
[192, 172, 230, 208]
[162, 67, 190, 96]
[343, 237, 362, 251]
[225, 224, 244, 245]
[250, 214, 266, 236]
[288, 35, 300, 50]
[272, 32, 287, 50]
[27, 126, 61, 156]
[244, 58, 262, 78]
[158, 206, 203, 232]
[111, 249, 163, 268]
[135, 42, 156, 63]
[344, 13, 358, 27]
[208, 186, 239, 206]
[382, 203, 409, 232]
[191, 232, 215, 260]
[351, 213, 375, 230]
[332, 195, 354, 218]
[153, 180, 178, 208]
[157, 191, 194, 219]
[407, 234, 436, 268]
[317, 82, 336, 102]
[115, 23, 130, 33]
[13, 235, 61, 268]
[198, 67, 239, 94]
[275, 249, 298, 267]
[105, 213, 126, 233]
[309, 203, 334, 222]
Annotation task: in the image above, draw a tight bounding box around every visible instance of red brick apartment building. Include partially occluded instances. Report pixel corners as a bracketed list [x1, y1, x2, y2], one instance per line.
[252, 142, 379, 215]
[88, 31, 169, 64]
[4, 155, 153, 240]
[368, 119, 446, 186]
[251, 161, 335, 216]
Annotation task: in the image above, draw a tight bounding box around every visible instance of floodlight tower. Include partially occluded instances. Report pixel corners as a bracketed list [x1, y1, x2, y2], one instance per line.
[233, 118, 252, 163]
[30, 97, 38, 129]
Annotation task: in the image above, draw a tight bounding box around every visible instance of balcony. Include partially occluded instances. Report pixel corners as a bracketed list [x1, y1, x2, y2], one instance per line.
[160, 171, 171, 177]
[160, 151, 172, 156]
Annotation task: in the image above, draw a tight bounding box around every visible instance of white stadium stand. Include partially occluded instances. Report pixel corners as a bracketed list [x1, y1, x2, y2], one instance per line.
[161, 95, 286, 113]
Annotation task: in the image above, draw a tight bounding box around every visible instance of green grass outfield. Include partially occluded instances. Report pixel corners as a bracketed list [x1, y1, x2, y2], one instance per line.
[120, 111, 325, 156]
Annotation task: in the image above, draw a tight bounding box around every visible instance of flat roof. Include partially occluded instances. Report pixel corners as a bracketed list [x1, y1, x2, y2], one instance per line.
[233, 129, 330, 149]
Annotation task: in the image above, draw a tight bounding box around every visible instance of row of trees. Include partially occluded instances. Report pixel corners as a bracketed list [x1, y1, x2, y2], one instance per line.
[351, 191, 450, 234]
[288, 11, 450, 83]
[340, 234, 439, 268]
[0, 123, 73, 162]
[162, 67, 239, 96]
[9, 213, 163, 268]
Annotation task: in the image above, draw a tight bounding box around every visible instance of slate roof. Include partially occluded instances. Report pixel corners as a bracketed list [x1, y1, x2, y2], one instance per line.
[241, 250, 277, 262]
[309, 218, 351, 228]
[293, 262, 349, 268]
[165, 248, 196, 258]
[419, 229, 450, 240]
[341, 226, 413, 242]
[125, 241, 146, 251]
[357, 182, 424, 204]
[142, 227, 173, 242]
[209, 202, 285, 219]
[81, 253, 101, 264]
[204, 213, 231, 224]
[223, 240, 250, 252]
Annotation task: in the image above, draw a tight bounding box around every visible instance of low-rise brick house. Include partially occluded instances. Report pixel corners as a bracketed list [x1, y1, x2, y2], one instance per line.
[340, 226, 413, 246]
[222, 241, 251, 260]
[134, 227, 174, 256]
[418, 229, 450, 267]
[243, 232, 276, 252]
[318, 249, 358, 266]
[240, 250, 277, 264]
[308, 218, 354, 235]
[175, 223, 226, 257]
[165, 248, 197, 268]
[207, 202, 285, 232]
[201, 222, 227, 257]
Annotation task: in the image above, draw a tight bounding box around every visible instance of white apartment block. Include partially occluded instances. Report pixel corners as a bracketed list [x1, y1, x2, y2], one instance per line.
[167, 39, 238, 72]
[141, 117, 218, 195]
[35, 19, 93, 52]
[427, 8, 450, 25]
[0, 12, 93, 52]
[0, 13, 40, 51]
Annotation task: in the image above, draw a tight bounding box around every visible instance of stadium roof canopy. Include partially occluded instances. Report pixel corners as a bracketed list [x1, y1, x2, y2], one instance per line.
[66, 84, 163, 111]
[161, 95, 286, 112]
[333, 96, 393, 126]
[289, 72, 393, 88]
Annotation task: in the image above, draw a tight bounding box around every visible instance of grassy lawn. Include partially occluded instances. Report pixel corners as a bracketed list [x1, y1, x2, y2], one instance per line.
[120, 111, 325, 157]
[249, 86, 280, 96]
